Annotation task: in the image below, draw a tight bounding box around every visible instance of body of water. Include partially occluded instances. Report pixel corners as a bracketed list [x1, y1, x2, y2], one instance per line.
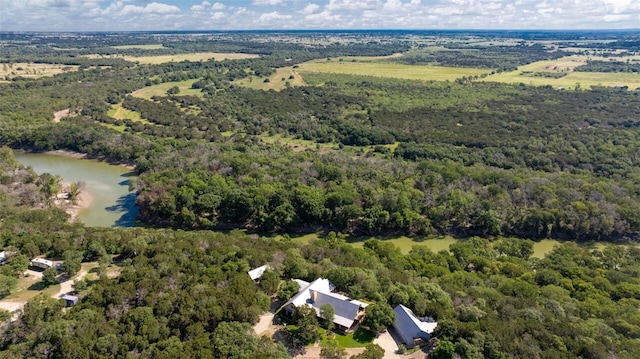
[13, 151, 137, 227]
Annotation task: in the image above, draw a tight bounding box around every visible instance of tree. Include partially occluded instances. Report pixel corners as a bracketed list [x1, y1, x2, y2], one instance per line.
[363, 303, 395, 333]
[42, 267, 58, 286]
[8, 254, 29, 276]
[320, 303, 335, 332]
[166, 86, 180, 95]
[432, 340, 455, 359]
[21, 293, 63, 329]
[350, 343, 385, 359]
[68, 181, 85, 204]
[294, 305, 319, 344]
[320, 340, 346, 359]
[277, 280, 300, 301]
[0, 274, 18, 297]
[259, 269, 280, 295]
[212, 321, 288, 359]
[62, 250, 83, 276]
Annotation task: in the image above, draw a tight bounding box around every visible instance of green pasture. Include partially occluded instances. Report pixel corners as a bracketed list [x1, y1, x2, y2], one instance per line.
[484, 55, 640, 90]
[107, 103, 153, 125]
[296, 59, 489, 82]
[235, 67, 306, 91]
[131, 79, 204, 99]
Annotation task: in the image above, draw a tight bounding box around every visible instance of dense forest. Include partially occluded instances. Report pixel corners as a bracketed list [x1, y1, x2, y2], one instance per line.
[2, 31, 640, 358]
[2, 148, 640, 358]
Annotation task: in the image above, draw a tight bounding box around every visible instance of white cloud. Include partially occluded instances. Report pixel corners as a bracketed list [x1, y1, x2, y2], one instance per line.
[300, 3, 321, 14]
[1, 0, 639, 31]
[253, 0, 286, 5]
[259, 11, 292, 21]
[211, 2, 225, 10]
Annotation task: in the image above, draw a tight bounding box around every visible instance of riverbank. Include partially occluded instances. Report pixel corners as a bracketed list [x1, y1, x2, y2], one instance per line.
[43, 149, 136, 170]
[55, 182, 93, 223]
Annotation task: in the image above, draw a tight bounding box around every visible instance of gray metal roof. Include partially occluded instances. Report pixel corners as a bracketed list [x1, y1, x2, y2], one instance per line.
[310, 290, 361, 328]
[392, 304, 437, 346]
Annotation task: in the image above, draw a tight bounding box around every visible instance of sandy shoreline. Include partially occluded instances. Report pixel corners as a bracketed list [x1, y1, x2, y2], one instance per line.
[57, 182, 93, 223]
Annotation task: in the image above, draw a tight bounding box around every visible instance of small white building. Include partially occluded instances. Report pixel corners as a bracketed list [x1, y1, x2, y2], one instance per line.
[30, 258, 53, 270]
[392, 304, 438, 347]
[0, 251, 6, 265]
[248, 264, 271, 281]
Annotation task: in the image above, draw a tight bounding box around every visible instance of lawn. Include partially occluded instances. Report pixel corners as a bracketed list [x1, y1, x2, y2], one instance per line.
[296, 59, 489, 82]
[235, 67, 306, 91]
[484, 55, 640, 90]
[0, 63, 79, 79]
[84, 52, 259, 64]
[131, 79, 204, 99]
[320, 328, 375, 348]
[285, 326, 375, 348]
[5, 273, 59, 301]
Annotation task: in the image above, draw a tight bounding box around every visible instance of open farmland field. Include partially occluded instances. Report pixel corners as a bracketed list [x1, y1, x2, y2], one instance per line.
[0, 63, 79, 80]
[131, 79, 204, 99]
[83, 52, 259, 64]
[484, 55, 640, 90]
[111, 44, 165, 50]
[296, 58, 489, 81]
[235, 67, 306, 91]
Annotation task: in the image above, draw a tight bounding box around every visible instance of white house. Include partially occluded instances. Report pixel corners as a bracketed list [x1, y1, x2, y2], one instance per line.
[0, 251, 6, 265]
[392, 304, 438, 347]
[281, 278, 368, 332]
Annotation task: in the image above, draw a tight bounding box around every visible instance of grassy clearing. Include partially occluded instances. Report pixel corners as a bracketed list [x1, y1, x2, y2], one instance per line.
[235, 67, 306, 91]
[111, 44, 165, 50]
[84, 52, 259, 64]
[484, 55, 640, 90]
[107, 103, 153, 125]
[131, 79, 204, 100]
[296, 59, 489, 82]
[346, 235, 459, 254]
[0, 63, 79, 79]
[271, 231, 568, 258]
[6, 274, 59, 301]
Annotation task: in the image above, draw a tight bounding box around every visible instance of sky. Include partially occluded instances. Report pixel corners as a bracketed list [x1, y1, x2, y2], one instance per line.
[0, 0, 639, 32]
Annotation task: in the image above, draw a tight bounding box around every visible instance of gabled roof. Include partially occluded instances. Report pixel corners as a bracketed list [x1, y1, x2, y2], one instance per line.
[310, 290, 363, 328]
[248, 264, 270, 280]
[281, 278, 366, 329]
[282, 278, 334, 308]
[393, 304, 437, 346]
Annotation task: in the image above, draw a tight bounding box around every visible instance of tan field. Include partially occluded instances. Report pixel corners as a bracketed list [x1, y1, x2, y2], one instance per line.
[131, 79, 204, 99]
[484, 55, 640, 90]
[235, 67, 306, 91]
[0, 63, 79, 79]
[83, 52, 259, 64]
[111, 44, 165, 50]
[296, 58, 490, 82]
